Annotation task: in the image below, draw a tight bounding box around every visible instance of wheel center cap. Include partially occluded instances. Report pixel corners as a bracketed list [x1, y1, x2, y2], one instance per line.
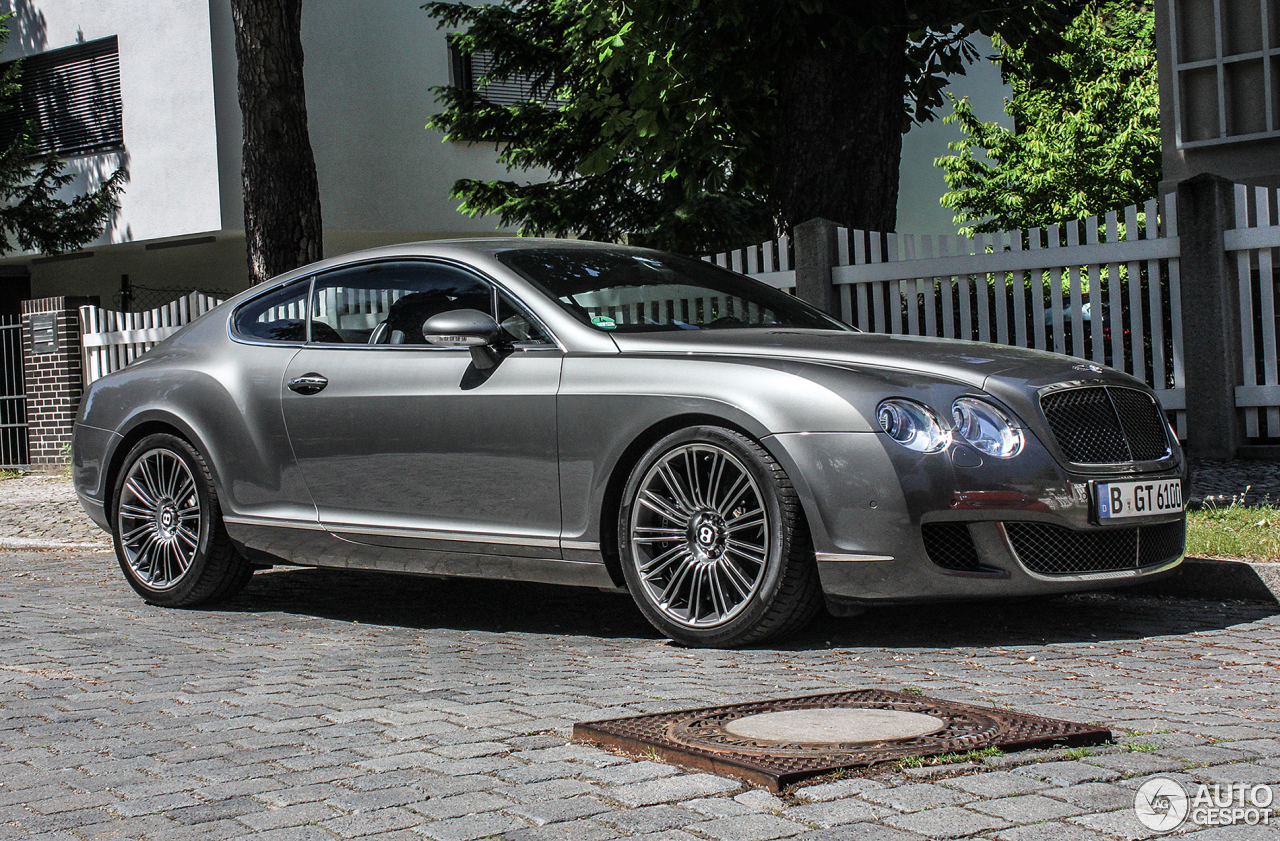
[689, 511, 726, 560]
[157, 504, 178, 536]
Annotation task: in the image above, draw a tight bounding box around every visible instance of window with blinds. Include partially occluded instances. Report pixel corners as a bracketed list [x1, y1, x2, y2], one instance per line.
[448, 43, 560, 107]
[0, 36, 124, 157]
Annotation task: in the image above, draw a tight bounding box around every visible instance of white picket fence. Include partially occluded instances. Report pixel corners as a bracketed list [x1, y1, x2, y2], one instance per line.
[80, 291, 224, 385]
[828, 195, 1188, 436]
[707, 234, 795, 294]
[1228, 183, 1280, 440]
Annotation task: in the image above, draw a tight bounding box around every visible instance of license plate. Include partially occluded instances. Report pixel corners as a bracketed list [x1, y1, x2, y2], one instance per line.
[1095, 479, 1183, 520]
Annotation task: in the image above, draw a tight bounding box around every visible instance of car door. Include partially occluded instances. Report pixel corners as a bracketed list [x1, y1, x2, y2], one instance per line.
[280, 259, 564, 557]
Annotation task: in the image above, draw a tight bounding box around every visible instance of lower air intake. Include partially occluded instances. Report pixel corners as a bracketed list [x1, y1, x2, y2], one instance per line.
[921, 523, 982, 572]
[1004, 521, 1184, 575]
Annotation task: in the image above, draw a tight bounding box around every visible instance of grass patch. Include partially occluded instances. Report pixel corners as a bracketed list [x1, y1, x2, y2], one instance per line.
[1061, 747, 1092, 760]
[1187, 494, 1280, 561]
[896, 746, 1002, 770]
[900, 686, 925, 696]
[1120, 742, 1160, 752]
[0, 468, 21, 480]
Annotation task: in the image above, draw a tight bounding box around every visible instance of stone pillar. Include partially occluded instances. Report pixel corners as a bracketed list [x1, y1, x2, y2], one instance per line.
[21, 296, 96, 467]
[793, 217, 841, 317]
[1176, 174, 1244, 460]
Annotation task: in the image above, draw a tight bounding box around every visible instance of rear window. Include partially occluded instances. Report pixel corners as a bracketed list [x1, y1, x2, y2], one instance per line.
[233, 279, 310, 342]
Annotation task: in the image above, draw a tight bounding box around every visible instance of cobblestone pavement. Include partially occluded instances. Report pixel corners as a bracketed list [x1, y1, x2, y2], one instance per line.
[3, 473, 1280, 840]
[1, 545, 1279, 841]
[0, 475, 109, 549]
[1189, 459, 1280, 506]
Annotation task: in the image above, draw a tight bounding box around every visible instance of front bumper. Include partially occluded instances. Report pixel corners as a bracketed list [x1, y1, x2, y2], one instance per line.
[71, 421, 118, 534]
[767, 431, 1186, 605]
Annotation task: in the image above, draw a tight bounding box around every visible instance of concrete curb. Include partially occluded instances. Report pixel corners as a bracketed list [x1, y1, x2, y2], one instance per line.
[0, 537, 111, 551]
[1129, 556, 1280, 604]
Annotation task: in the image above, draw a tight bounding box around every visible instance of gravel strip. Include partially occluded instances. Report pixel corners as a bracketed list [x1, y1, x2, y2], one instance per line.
[1189, 457, 1280, 505]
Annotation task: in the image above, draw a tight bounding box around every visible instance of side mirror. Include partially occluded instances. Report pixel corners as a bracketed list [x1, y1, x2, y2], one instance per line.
[421, 309, 503, 369]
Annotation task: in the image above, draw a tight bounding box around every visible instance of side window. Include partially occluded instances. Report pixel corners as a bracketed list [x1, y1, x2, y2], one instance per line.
[311, 261, 492, 345]
[234, 278, 310, 342]
[497, 291, 553, 345]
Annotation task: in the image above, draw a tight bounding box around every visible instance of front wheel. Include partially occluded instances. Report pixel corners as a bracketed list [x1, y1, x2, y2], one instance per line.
[112, 433, 253, 607]
[618, 426, 821, 647]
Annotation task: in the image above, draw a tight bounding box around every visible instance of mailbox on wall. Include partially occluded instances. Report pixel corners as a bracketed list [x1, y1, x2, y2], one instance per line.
[29, 313, 58, 354]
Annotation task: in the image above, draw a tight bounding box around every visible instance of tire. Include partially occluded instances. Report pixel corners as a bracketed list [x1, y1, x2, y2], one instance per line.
[111, 433, 254, 607]
[618, 426, 822, 647]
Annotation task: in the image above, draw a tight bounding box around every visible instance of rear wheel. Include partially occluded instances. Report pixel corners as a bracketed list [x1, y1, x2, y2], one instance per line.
[618, 426, 821, 647]
[111, 433, 253, 607]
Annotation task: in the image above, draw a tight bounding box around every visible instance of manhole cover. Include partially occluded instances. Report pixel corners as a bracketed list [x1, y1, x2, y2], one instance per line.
[572, 689, 1110, 791]
[724, 708, 946, 743]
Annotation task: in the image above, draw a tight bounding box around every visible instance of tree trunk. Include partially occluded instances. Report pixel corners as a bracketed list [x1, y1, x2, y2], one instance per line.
[771, 19, 908, 233]
[231, 0, 322, 284]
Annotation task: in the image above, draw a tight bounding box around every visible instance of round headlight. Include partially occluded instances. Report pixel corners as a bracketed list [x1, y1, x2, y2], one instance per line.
[876, 399, 949, 453]
[951, 397, 1024, 458]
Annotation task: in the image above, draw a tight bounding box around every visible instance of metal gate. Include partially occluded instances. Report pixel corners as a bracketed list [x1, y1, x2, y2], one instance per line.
[0, 314, 28, 468]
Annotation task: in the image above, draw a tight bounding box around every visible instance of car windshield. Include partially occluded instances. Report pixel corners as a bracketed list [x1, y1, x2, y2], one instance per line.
[495, 246, 851, 333]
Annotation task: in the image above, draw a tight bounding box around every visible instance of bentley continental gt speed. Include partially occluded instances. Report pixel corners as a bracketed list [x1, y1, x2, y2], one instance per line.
[72, 240, 1187, 647]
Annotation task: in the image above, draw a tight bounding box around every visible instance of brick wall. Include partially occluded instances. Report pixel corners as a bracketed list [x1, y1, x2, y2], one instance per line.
[21, 297, 95, 466]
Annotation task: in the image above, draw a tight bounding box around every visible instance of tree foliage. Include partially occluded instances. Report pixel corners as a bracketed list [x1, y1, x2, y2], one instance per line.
[425, 0, 1085, 253]
[0, 20, 123, 255]
[936, 1, 1160, 234]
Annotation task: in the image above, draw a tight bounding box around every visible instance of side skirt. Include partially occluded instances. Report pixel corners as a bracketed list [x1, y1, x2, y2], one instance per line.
[224, 518, 617, 590]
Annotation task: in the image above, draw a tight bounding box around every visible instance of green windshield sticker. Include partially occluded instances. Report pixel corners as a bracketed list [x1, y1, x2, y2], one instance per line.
[591, 315, 617, 330]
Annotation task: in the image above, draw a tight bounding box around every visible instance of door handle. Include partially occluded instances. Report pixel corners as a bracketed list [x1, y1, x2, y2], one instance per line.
[287, 373, 328, 395]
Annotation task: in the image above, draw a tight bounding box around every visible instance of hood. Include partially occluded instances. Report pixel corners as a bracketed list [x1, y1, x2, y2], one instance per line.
[608, 329, 1137, 393]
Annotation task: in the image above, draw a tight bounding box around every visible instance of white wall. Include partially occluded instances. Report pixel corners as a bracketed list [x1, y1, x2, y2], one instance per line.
[895, 37, 1012, 235]
[208, 0, 541, 241]
[0, 0, 224, 245]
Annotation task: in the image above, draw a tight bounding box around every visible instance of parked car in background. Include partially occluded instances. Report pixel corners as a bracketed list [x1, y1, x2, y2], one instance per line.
[72, 240, 1187, 647]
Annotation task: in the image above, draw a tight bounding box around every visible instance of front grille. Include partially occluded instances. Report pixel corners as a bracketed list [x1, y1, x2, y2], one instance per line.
[1108, 388, 1171, 461]
[1005, 521, 1184, 575]
[922, 523, 981, 571]
[1040, 386, 1170, 464]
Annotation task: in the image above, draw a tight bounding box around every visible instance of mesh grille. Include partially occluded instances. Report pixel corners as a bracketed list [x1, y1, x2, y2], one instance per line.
[1040, 386, 1169, 464]
[1109, 388, 1171, 461]
[921, 523, 982, 571]
[1041, 388, 1129, 463]
[1138, 521, 1186, 567]
[1005, 521, 1183, 575]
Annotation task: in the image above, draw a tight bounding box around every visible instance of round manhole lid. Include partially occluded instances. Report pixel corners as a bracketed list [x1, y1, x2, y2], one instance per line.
[722, 708, 946, 744]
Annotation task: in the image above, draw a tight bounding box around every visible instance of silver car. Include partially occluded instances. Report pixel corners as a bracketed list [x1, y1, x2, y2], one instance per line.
[72, 239, 1187, 647]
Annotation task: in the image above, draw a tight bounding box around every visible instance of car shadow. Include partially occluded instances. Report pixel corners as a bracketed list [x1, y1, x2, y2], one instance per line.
[215, 566, 1279, 650]
[219, 566, 661, 641]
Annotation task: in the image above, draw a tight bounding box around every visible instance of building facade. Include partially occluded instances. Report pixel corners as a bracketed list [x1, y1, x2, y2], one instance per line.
[0, 0, 534, 309]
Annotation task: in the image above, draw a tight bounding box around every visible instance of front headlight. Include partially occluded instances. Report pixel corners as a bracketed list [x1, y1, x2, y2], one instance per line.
[877, 399, 949, 453]
[951, 397, 1024, 458]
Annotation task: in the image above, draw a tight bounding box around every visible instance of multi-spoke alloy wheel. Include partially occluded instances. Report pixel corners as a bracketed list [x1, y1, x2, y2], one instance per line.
[111, 434, 254, 607]
[630, 444, 768, 628]
[118, 449, 202, 590]
[619, 426, 821, 647]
